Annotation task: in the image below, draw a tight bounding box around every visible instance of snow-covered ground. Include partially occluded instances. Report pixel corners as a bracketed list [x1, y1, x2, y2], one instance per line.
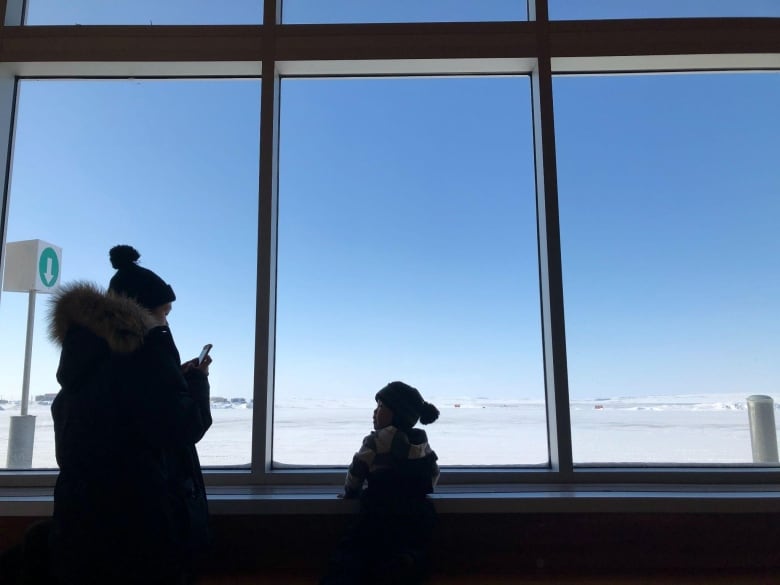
[0, 392, 775, 469]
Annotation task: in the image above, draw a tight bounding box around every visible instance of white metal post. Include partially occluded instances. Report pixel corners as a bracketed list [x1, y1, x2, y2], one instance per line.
[747, 395, 779, 464]
[6, 289, 37, 468]
[21, 289, 36, 415]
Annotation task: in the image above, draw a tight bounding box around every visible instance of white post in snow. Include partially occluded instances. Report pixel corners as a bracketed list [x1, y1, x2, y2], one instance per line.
[7, 290, 39, 468]
[20, 289, 36, 416]
[6, 415, 36, 468]
[747, 395, 779, 464]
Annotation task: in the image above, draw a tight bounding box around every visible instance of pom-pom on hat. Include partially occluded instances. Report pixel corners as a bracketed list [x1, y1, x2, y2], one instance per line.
[108, 245, 176, 311]
[375, 381, 439, 430]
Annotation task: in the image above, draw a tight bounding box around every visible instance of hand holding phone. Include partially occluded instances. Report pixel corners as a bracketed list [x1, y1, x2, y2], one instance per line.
[197, 344, 213, 365]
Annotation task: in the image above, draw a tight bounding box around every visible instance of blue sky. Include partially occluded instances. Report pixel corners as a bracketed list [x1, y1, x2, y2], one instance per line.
[0, 4, 778, 407]
[555, 74, 780, 399]
[275, 78, 540, 402]
[549, 0, 780, 20]
[0, 80, 261, 402]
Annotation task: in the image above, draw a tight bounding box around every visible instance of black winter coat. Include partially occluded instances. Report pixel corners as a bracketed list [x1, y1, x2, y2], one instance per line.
[47, 282, 212, 585]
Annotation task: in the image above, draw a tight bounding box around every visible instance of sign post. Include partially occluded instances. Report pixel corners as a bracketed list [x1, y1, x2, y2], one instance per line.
[3, 239, 61, 469]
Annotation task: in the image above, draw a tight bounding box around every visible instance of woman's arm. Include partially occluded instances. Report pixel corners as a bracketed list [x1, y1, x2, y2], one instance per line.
[127, 327, 212, 447]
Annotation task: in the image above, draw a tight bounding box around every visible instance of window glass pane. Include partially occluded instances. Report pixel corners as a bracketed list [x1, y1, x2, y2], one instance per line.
[554, 73, 780, 465]
[0, 80, 260, 469]
[275, 77, 542, 467]
[25, 0, 261, 25]
[282, 0, 525, 24]
[551, 0, 780, 20]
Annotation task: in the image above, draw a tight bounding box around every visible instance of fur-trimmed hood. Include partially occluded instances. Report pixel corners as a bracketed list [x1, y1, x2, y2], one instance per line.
[48, 281, 159, 354]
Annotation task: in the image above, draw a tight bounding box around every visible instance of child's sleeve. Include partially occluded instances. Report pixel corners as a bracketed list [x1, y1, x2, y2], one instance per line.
[343, 432, 378, 497]
[430, 449, 441, 489]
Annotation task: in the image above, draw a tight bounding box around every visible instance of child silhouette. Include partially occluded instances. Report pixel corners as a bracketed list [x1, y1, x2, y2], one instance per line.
[322, 381, 440, 585]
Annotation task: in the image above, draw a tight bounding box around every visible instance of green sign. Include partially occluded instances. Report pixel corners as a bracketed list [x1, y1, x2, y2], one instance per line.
[38, 247, 59, 288]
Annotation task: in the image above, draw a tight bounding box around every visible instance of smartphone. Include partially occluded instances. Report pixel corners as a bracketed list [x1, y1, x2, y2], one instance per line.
[197, 344, 213, 365]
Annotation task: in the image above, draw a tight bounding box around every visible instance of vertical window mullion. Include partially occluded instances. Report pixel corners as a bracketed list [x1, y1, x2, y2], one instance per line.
[252, 60, 280, 482]
[264, 0, 281, 25]
[530, 0, 573, 476]
[0, 77, 17, 305]
[2, 0, 24, 25]
[0, 0, 23, 290]
[249, 0, 282, 482]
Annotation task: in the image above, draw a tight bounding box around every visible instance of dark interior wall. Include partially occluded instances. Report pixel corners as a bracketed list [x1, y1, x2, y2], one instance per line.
[188, 512, 780, 573]
[428, 513, 780, 573]
[3, 512, 780, 575]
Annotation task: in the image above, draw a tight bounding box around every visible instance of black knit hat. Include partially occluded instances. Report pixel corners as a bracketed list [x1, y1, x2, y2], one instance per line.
[375, 381, 439, 430]
[108, 245, 176, 311]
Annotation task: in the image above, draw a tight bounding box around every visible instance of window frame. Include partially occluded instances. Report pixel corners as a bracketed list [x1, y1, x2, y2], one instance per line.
[1, 0, 779, 491]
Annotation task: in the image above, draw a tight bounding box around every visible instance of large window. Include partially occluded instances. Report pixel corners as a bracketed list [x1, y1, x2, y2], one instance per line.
[0, 80, 260, 469]
[555, 73, 780, 465]
[0, 1, 779, 490]
[275, 77, 542, 466]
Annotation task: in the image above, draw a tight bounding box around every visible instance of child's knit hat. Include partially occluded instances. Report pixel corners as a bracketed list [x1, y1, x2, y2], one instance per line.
[375, 381, 439, 429]
[108, 245, 176, 311]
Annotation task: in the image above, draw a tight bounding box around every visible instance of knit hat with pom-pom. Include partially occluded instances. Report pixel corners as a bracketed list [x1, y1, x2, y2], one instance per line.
[108, 245, 176, 311]
[375, 381, 439, 430]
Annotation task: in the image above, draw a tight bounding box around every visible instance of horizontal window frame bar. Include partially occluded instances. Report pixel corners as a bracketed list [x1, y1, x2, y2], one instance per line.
[3, 55, 780, 79]
[5, 483, 780, 517]
[0, 25, 264, 61]
[551, 54, 780, 73]
[0, 19, 778, 77]
[274, 22, 537, 60]
[550, 17, 780, 57]
[7, 466, 780, 489]
[275, 58, 537, 76]
[0, 64, 263, 76]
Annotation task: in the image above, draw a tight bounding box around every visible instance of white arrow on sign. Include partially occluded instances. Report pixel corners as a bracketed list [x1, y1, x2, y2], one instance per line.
[45, 257, 54, 283]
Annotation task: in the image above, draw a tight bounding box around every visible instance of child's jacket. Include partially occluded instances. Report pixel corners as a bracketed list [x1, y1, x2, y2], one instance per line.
[344, 425, 440, 500]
